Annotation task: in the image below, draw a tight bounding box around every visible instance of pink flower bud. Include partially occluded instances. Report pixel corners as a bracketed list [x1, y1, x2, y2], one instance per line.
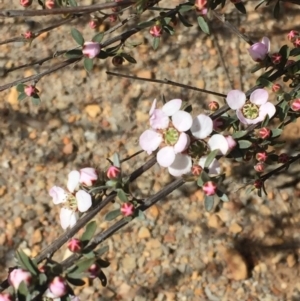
[109, 14, 118, 23]
[107, 166, 121, 179]
[287, 30, 299, 42]
[120, 202, 134, 216]
[23, 31, 33, 39]
[9, 269, 31, 290]
[0, 293, 13, 301]
[89, 20, 98, 29]
[272, 83, 282, 94]
[208, 101, 219, 111]
[225, 135, 237, 151]
[203, 181, 217, 196]
[20, 0, 32, 7]
[248, 37, 270, 62]
[195, 0, 207, 14]
[256, 152, 268, 162]
[45, 0, 55, 9]
[150, 25, 162, 37]
[88, 263, 101, 279]
[254, 162, 265, 173]
[254, 180, 263, 189]
[82, 42, 101, 59]
[80, 167, 97, 186]
[24, 85, 37, 96]
[271, 53, 282, 65]
[68, 238, 82, 253]
[291, 98, 300, 112]
[294, 38, 300, 48]
[49, 277, 68, 298]
[258, 127, 271, 139]
[278, 153, 289, 163]
[192, 165, 202, 176]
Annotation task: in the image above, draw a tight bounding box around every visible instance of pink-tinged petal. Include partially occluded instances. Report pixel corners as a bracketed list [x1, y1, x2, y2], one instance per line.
[172, 111, 193, 132]
[76, 190, 92, 212]
[199, 156, 221, 175]
[149, 99, 157, 115]
[168, 154, 192, 177]
[250, 89, 269, 105]
[157, 146, 175, 167]
[226, 90, 246, 110]
[49, 186, 68, 204]
[174, 133, 190, 153]
[248, 42, 268, 61]
[68, 212, 78, 228]
[236, 109, 250, 125]
[260, 102, 276, 119]
[190, 114, 213, 139]
[60, 208, 74, 229]
[261, 36, 270, 52]
[67, 170, 80, 193]
[139, 129, 162, 155]
[149, 109, 169, 129]
[80, 168, 97, 186]
[207, 134, 229, 155]
[162, 99, 182, 116]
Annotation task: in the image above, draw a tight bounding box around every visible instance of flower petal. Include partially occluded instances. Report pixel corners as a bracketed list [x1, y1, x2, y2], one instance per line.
[207, 134, 229, 155]
[261, 36, 270, 52]
[157, 146, 175, 167]
[49, 186, 68, 204]
[259, 102, 276, 119]
[80, 168, 97, 186]
[149, 98, 157, 115]
[172, 110, 193, 132]
[236, 109, 250, 125]
[139, 129, 162, 155]
[226, 90, 246, 110]
[250, 89, 269, 105]
[149, 109, 169, 129]
[76, 190, 92, 212]
[199, 156, 221, 175]
[68, 212, 78, 228]
[174, 132, 190, 153]
[190, 114, 213, 139]
[162, 99, 182, 116]
[168, 154, 192, 177]
[60, 208, 74, 230]
[67, 170, 80, 193]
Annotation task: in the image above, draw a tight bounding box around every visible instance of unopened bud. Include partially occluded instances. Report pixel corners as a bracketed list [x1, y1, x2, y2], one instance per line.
[49, 277, 68, 298]
[20, 0, 32, 7]
[195, 0, 207, 10]
[88, 263, 101, 279]
[23, 31, 33, 39]
[68, 238, 82, 253]
[107, 165, 121, 179]
[82, 42, 101, 59]
[208, 101, 219, 111]
[271, 53, 282, 65]
[203, 181, 217, 196]
[278, 153, 289, 163]
[24, 85, 37, 97]
[254, 162, 265, 173]
[192, 165, 202, 176]
[150, 25, 162, 37]
[291, 98, 300, 111]
[287, 30, 299, 42]
[258, 127, 271, 139]
[8, 269, 31, 290]
[254, 180, 263, 189]
[120, 202, 134, 216]
[89, 20, 98, 29]
[109, 14, 118, 23]
[293, 37, 300, 48]
[0, 293, 13, 301]
[272, 83, 282, 94]
[45, 0, 55, 9]
[112, 55, 124, 66]
[256, 152, 268, 162]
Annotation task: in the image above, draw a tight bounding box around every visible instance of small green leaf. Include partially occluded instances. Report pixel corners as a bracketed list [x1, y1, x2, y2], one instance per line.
[178, 13, 193, 27]
[163, 24, 175, 35]
[234, 2, 246, 14]
[138, 209, 145, 220]
[179, 4, 194, 13]
[232, 131, 248, 139]
[271, 128, 282, 138]
[152, 37, 160, 50]
[216, 189, 229, 202]
[68, 258, 94, 275]
[113, 153, 120, 167]
[68, 0, 77, 6]
[83, 58, 93, 72]
[38, 273, 47, 286]
[81, 221, 97, 243]
[197, 176, 204, 187]
[117, 189, 128, 202]
[204, 195, 214, 212]
[197, 16, 210, 35]
[238, 140, 252, 149]
[204, 149, 219, 168]
[256, 77, 273, 88]
[94, 245, 109, 257]
[137, 20, 155, 29]
[261, 113, 270, 127]
[16, 249, 38, 276]
[65, 49, 83, 59]
[18, 92, 27, 101]
[31, 94, 40, 105]
[16, 83, 25, 92]
[121, 53, 137, 64]
[71, 28, 84, 46]
[105, 209, 121, 221]
[201, 170, 211, 183]
[92, 32, 104, 43]
[273, 0, 280, 19]
[17, 281, 29, 301]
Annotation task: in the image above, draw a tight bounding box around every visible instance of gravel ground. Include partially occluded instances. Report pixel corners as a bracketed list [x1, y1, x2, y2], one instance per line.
[1, 0, 300, 300]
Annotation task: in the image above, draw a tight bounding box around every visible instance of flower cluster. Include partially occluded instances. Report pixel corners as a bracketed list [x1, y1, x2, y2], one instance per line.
[139, 99, 231, 177]
[49, 168, 97, 229]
